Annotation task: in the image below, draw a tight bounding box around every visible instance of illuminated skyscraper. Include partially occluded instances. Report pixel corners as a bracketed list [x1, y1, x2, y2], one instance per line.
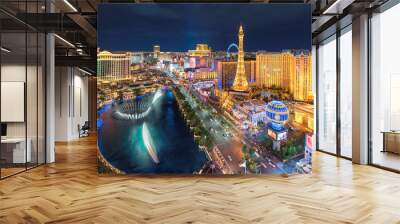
[188, 44, 211, 57]
[256, 52, 287, 89]
[232, 25, 249, 91]
[255, 50, 312, 102]
[153, 45, 160, 58]
[191, 68, 217, 81]
[282, 51, 295, 90]
[292, 51, 312, 102]
[97, 51, 130, 81]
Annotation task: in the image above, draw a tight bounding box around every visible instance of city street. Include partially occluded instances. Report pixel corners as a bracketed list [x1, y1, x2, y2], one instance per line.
[179, 85, 285, 174]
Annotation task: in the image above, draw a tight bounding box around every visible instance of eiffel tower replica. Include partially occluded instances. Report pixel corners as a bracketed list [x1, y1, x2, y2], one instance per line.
[232, 25, 249, 92]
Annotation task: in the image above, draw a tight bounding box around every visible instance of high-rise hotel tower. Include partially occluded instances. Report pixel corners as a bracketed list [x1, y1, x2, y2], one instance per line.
[255, 50, 312, 102]
[97, 51, 130, 81]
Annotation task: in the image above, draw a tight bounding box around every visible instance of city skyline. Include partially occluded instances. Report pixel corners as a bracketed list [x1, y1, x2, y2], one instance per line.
[97, 4, 313, 175]
[99, 48, 312, 54]
[98, 4, 311, 52]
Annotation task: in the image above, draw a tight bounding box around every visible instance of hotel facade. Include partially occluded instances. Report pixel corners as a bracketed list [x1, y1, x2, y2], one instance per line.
[255, 50, 312, 102]
[97, 51, 130, 81]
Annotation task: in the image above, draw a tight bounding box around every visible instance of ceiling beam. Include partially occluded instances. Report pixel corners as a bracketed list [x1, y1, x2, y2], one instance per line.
[55, 55, 96, 72]
[67, 13, 97, 45]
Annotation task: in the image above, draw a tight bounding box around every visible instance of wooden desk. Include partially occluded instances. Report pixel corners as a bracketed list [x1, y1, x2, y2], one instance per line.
[382, 131, 400, 154]
[1, 138, 31, 164]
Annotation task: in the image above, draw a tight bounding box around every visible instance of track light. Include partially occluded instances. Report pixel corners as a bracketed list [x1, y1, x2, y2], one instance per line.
[78, 67, 93, 76]
[323, 0, 342, 14]
[322, 0, 354, 15]
[54, 34, 75, 48]
[1, 47, 11, 53]
[63, 0, 78, 12]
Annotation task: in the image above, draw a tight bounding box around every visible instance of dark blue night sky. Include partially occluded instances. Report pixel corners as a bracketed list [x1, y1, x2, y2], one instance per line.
[98, 4, 311, 52]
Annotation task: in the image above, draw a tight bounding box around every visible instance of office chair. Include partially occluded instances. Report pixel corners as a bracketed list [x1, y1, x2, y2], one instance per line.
[79, 121, 90, 138]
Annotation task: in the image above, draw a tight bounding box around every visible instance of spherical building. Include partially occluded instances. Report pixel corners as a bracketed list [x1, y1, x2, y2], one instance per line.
[266, 100, 289, 131]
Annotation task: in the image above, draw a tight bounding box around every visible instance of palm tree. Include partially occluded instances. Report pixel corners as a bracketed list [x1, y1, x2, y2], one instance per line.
[117, 90, 123, 101]
[133, 88, 142, 96]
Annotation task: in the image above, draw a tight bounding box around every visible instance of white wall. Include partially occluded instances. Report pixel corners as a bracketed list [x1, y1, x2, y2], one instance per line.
[1, 64, 26, 81]
[1, 63, 46, 164]
[1, 64, 26, 138]
[72, 73, 89, 138]
[55, 67, 69, 141]
[1, 64, 41, 138]
[1, 82, 25, 122]
[54, 67, 89, 141]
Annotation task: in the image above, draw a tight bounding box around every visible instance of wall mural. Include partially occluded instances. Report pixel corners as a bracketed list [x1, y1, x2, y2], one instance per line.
[97, 4, 313, 175]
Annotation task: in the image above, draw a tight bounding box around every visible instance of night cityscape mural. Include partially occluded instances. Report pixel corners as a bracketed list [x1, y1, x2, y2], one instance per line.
[97, 4, 314, 175]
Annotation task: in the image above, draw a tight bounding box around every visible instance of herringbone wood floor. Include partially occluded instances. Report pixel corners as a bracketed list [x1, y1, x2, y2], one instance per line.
[1, 135, 400, 224]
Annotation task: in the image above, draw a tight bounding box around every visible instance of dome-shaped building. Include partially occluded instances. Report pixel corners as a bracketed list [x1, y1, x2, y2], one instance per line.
[266, 100, 289, 131]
